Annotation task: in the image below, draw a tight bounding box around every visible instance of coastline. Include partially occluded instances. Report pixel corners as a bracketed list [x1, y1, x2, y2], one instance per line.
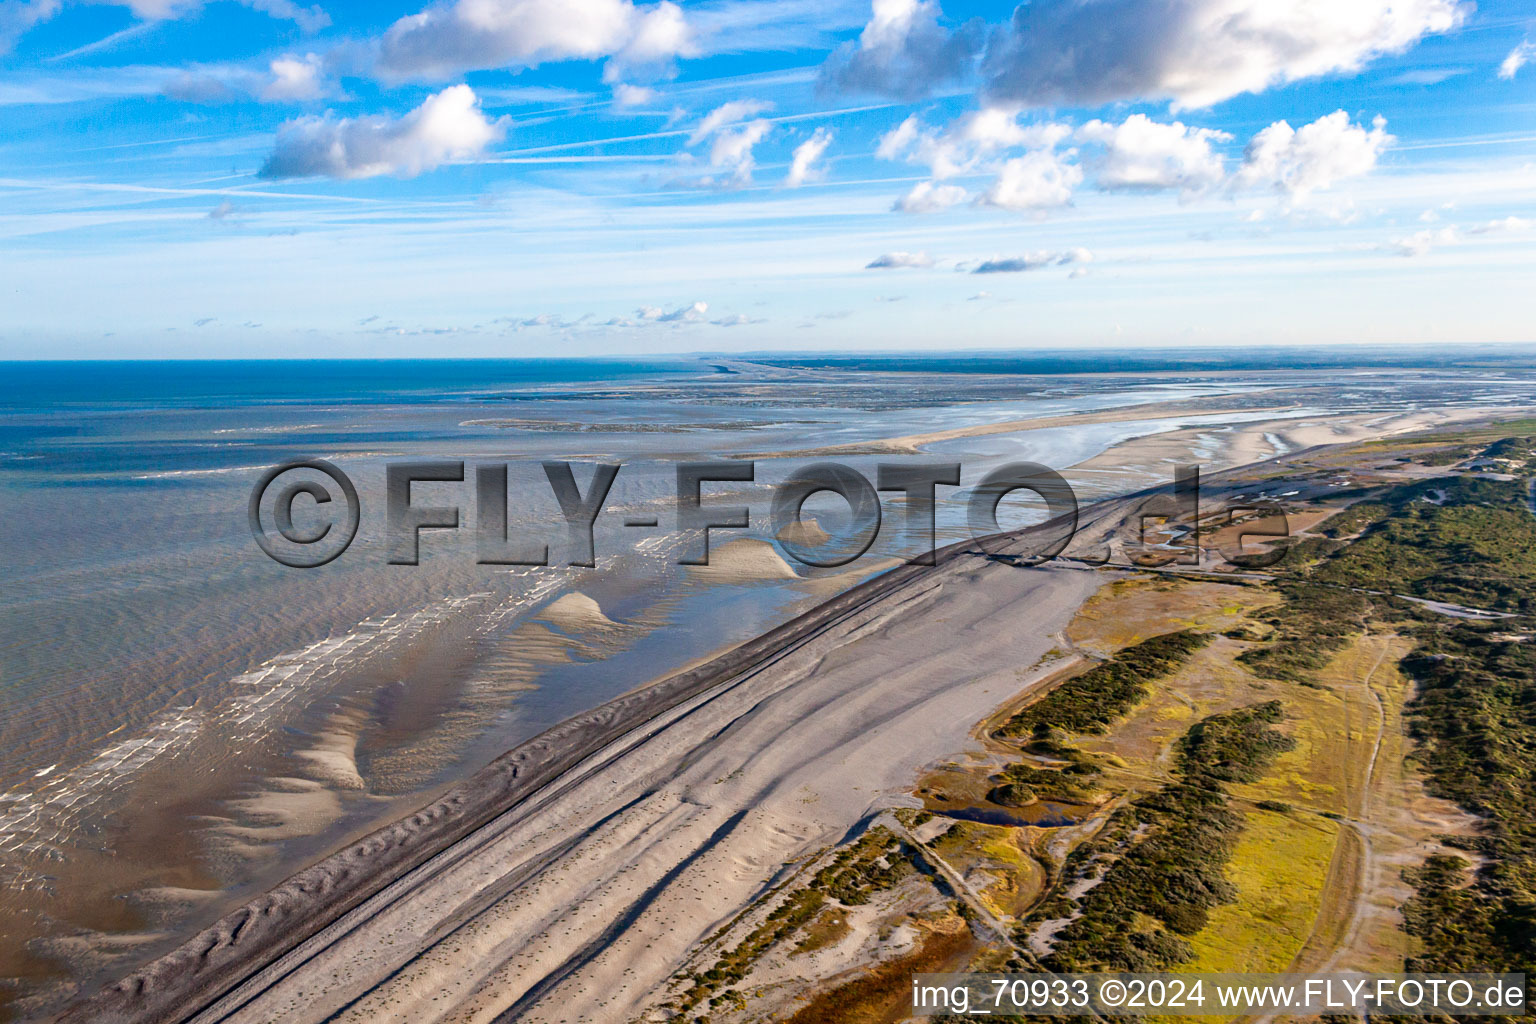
[56, 503, 1122, 1024]
[58, 453, 1198, 1024]
[53, 408, 1534, 1024]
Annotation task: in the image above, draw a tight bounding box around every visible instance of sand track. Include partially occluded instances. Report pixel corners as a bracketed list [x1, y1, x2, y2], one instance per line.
[59, 498, 1126, 1024]
[180, 563, 1094, 1024]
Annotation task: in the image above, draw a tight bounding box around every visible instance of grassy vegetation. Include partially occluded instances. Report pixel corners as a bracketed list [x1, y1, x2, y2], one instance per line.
[675, 826, 920, 1016]
[1179, 808, 1337, 973]
[1039, 703, 1296, 972]
[988, 761, 1100, 807]
[1308, 476, 1536, 614]
[1240, 439, 1536, 985]
[1397, 624, 1536, 976]
[783, 920, 973, 1024]
[1236, 583, 1371, 682]
[996, 631, 1211, 738]
[1478, 435, 1536, 464]
[1318, 502, 1391, 539]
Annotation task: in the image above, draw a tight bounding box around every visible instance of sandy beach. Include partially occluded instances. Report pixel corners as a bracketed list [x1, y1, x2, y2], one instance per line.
[51, 400, 1536, 1024]
[59, 490, 1140, 1024]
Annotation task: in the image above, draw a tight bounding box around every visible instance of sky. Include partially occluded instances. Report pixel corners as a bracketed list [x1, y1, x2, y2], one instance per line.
[0, 0, 1534, 358]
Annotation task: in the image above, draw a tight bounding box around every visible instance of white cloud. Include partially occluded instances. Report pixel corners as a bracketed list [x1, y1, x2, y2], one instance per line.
[259, 84, 504, 179]
[164, 53, 340, 104]
[1237, 111, 1391, 200]
[893, 180, 968, 213]
[241, 0, 328, 31]
[607, 0, 692, 78]
[688, 99, 770, 144]
[784, 126, 832, 187]
[636, 300, 708, 322]
[1078, 114, 1229, 194]
[377, 0, 695, 81]
[611, 82, 655, 107]
[1, 0, 59, 54]
[971, 248, 1092, 273]
[261, 53, 331, 101]
[876, 108, 1389, 215]
[1468, 216, 1532, 235]
[1383, 217, 1527, 257]
[866, 251, 934, 268]
[1387, 226, 1459, 256]
[979, 148, 1083, 209]
[880, 108, 1071, 180]
[982, 0, 1468, 109]
[677, 100, 771, 187]
[820, 0, 981, 99]
[1499, 39, 1535, 80]
[879, 108, 1082, 213]
[875, 115, 920, 161]
[707, 119, 770, 184]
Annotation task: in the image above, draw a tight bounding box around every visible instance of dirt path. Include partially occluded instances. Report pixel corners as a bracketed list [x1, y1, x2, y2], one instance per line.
[1282, 632, 1478, 984]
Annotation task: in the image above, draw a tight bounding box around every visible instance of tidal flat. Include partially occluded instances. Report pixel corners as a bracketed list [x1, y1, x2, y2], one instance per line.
[6, 359, 1536, 1019]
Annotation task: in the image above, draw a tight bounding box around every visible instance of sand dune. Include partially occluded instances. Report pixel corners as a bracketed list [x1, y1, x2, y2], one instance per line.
[532, 593, 616, 634]
[685, 537, 802, 583]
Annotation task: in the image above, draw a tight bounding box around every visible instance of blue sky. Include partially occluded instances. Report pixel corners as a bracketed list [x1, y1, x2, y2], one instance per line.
[0, 0, 1533, 358]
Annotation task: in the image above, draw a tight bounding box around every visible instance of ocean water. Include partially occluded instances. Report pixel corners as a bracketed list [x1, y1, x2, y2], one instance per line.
[3, 358, 1536, 1016]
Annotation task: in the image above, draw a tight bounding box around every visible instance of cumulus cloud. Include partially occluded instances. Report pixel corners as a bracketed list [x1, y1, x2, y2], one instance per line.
[165, 53, 339, 104]
[259, 84, 504, 179]
[877, 107, 1084, 211]
[819, 0, 982, 99]
[1079, 114, 1229, 194]
[971, 248, 1092, 273]
[982, 0, 1468, 109]
[674, 100, 771, 187]
[377, 0, 695, 81]
[979, 148, 1083, 210]
[611, 82, 655, 107]
[866, 251, 935, 268]
[261, 53, 331, 101]
[705, 120, 770, 184]
[784, 126, 832, 187]
[688, 99, 770, 144]
[879, 107, 1071, 179]
[875, 107, 1390, 217]
[875, 115, 919, 160]
[1235, 111, 1392, 199]
[894, 181, 969, 213]
[1499, 39, 1535, 80]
